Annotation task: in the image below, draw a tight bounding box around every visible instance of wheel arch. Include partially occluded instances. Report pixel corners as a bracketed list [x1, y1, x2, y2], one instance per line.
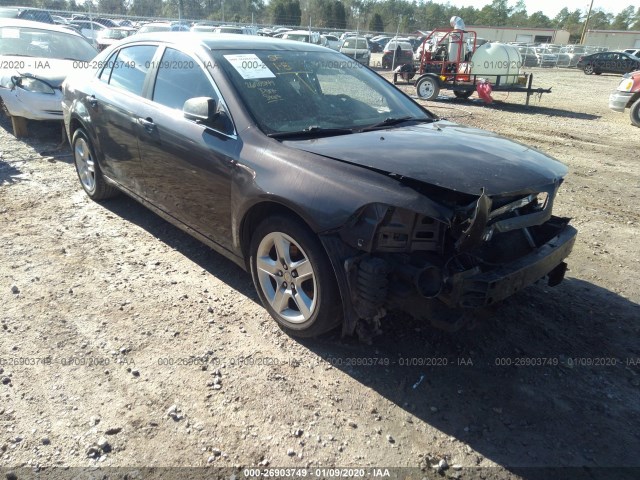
[240, 200, 348, 336]
[627, 91, 640, 108]
[238, 200, 319, 263]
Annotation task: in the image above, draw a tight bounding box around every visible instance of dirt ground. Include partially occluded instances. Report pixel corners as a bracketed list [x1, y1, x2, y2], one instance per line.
[1, 65, 639, 480]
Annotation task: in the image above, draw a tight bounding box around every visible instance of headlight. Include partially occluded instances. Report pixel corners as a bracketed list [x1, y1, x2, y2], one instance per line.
[18, 77, 56, 95]
[617, 78, 634, 92]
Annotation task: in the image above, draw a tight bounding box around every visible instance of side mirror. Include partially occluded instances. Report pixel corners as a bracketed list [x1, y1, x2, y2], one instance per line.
[183, 97, 233, 134]
[183, 97, 217, 122]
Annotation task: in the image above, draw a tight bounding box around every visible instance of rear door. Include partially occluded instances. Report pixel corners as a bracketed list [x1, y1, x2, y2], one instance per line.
[88, 44, 157, 193]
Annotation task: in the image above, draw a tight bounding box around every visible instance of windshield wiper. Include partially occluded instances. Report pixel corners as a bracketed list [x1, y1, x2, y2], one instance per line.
[359, 116, 434, 132]
[2, 54, 35, 57]
[268, 126, 353, 139]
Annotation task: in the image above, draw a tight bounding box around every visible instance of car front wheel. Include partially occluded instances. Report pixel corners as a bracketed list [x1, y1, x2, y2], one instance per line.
[584, 64, 594, 75]
[249, 215, 342, 337]
[72, 128, 119, 201]
[630, 97, 640, 127]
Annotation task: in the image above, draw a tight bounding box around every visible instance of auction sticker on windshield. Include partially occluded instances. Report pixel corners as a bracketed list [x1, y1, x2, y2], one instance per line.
[224, 54, 275, 79]
[1, 28, 20, 38]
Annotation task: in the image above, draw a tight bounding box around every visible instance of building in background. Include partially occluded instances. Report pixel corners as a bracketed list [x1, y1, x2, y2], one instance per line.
[583, 30, 640, 50]
[465, 26, 570, 45]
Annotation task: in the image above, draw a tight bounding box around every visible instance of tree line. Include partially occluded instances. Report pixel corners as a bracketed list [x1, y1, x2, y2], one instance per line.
[15, 0, 640, 42]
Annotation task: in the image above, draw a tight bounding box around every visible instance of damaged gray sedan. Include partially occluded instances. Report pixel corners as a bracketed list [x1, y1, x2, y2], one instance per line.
[61, 34, 577, 337]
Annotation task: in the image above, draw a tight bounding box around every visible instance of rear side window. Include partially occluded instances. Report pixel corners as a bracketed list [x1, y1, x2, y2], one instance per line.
[152, 48, 217, 110]
[107, 45, 156, 96]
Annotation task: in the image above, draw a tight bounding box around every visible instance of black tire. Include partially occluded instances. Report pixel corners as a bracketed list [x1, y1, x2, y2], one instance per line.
[584, 64, 594, 75]
[416, 76, 440, 100]
[630, 97, 640, 127]
[249, 215, 342, 337]
[72, 128, 119, 201]
[453, 90, 473, 99]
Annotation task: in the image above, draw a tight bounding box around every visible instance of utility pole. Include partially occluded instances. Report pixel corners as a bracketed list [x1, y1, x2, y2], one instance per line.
[580, 0, 595, 45]
[391, 15, 401, 70]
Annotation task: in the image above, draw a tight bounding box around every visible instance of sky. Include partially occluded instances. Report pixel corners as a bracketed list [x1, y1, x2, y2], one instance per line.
[444, 1, 635, 19]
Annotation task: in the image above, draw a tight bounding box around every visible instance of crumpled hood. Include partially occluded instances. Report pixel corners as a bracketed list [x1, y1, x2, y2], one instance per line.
[284, 120, 568, 196]
[0, 58, 75, 89]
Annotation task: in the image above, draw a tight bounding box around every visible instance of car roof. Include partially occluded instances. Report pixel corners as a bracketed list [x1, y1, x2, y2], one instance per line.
[118, 32, 329, 52]
[0, 17, 84, 36]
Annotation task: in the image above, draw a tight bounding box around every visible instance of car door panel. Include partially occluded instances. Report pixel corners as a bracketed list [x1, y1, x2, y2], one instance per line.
[136, 47, 238, 249]
[88, 45, 157, 192]
[137, 107, 239, 249]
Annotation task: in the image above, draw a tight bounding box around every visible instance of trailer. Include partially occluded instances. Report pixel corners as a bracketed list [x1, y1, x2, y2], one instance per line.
[393, 21, 552, 106]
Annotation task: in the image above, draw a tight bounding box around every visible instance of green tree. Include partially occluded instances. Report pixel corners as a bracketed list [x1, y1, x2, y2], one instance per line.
[476, 0, 511, 26]
[586, 9, 613, 30]
[632, 7, 640, 30]
[553, 8, 583, 42]
[369, 12, 383, 32]
[270, 0, 301, 25]
[37, 0, 69, 10]
[611, 5, 635, 30]
[509, 0, 528, 27]
[130, 0, 163, 17]
[331, 0, 346, 29]
[527, 11, 552, 28]
[98, 0, 126, 14]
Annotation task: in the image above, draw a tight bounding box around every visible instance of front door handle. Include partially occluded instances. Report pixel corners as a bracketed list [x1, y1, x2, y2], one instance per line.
[138, 117, 156, 133]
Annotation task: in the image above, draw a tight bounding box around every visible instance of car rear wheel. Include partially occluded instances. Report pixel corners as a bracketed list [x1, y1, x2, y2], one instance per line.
[416, 76, 440, 100]
[630, 98, 640, 127]
[584, 64, 594, 75]
[72, 128, 119, 201]
[249, 215, 342, 337]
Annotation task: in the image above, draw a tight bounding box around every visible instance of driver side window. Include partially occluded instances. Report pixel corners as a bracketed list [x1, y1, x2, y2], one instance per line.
[152, 48, 218, 110]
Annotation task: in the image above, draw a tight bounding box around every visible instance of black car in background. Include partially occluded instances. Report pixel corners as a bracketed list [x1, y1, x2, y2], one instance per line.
[577, 51, 640, 75]
[62, 34, 576, 338]
[0, 6, 54, 23]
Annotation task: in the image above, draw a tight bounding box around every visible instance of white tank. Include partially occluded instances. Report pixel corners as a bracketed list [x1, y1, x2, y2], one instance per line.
[448, 30, 463, 62]
[470, 43, 522, 85]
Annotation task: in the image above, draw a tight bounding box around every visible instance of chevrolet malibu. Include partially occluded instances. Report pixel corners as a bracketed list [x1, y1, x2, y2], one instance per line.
[62, 34, 577, 338]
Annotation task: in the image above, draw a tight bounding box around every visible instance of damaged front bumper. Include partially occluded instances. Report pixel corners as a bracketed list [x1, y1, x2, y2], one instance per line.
[321, 193, 577, 335]
[442, 222, 577, 308]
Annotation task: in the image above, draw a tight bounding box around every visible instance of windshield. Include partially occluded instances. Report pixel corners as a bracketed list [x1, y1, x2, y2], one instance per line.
[215, 49, 432, 135]
[342, 38, 368, 49]
[0, 26, 97, 60]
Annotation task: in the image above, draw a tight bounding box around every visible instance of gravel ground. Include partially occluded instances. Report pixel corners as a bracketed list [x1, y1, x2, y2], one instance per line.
[1, 65, 639, 480]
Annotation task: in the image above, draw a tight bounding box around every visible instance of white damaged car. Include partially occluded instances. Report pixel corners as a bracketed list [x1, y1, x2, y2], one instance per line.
[0, 18, 97, 137]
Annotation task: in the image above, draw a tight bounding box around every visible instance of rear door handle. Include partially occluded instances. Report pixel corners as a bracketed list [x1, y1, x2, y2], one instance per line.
[87, 95, 97, 108]
[138, 117, 156, 132]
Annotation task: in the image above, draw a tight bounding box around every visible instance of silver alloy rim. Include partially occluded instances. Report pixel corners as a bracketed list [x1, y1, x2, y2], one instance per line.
[418, 79, 435, 99]
[75, 137, 95, 192]
[256, 231, 317, 324]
